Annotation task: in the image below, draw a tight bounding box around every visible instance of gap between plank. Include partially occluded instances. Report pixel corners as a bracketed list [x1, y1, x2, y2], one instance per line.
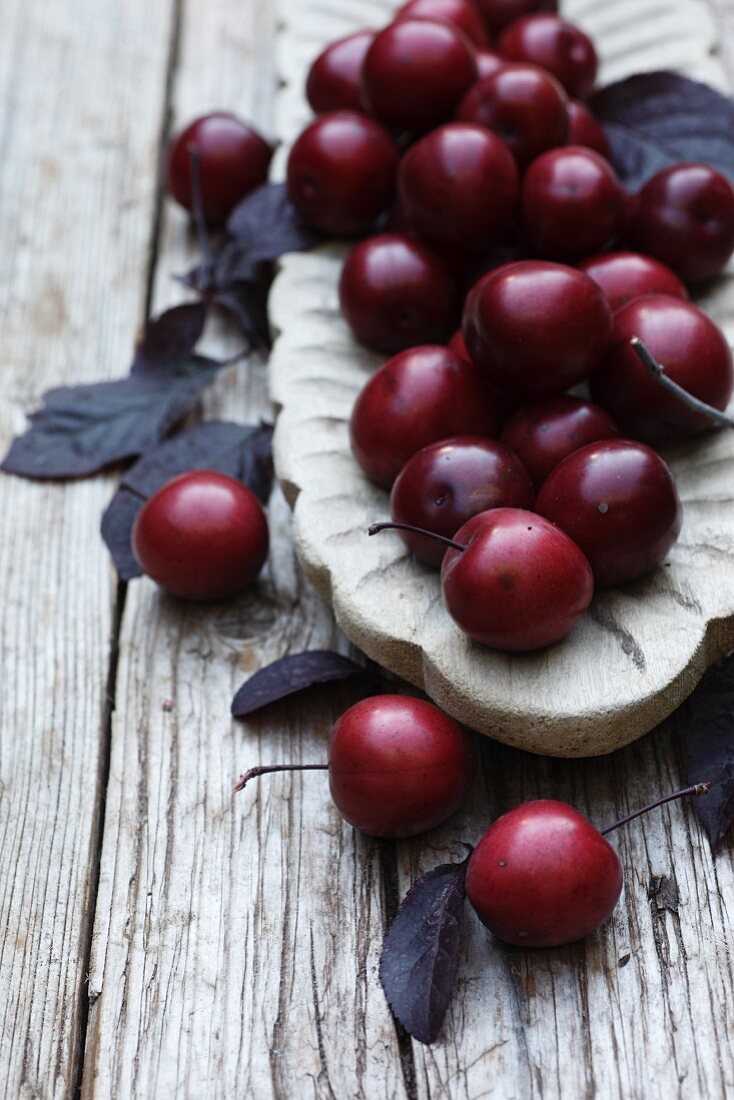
[74, 582, 126, 1096]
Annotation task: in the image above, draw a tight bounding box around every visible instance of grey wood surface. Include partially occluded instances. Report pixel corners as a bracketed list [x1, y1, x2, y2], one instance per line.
[1, 0, 733, 1097]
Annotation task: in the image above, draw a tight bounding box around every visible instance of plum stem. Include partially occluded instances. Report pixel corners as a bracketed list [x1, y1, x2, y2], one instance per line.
[600, 782, 711, 835]
[187, 143, 215, 288]
[234, 762, 328, 793]
[630, 337, 734, 429]
[368, 521, 466, 553]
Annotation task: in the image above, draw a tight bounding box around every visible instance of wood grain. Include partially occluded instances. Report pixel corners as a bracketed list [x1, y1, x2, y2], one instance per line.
[0, 0, 176, 1095]
[270, 0, 734, 757]
[83, 1, 407, 1096]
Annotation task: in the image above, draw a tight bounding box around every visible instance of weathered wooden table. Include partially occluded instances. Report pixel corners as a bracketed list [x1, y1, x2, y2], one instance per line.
[2, 0, 734, 1097]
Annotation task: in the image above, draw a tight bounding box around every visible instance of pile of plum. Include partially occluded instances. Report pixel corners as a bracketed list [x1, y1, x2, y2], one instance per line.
[284, 0, 734, 652]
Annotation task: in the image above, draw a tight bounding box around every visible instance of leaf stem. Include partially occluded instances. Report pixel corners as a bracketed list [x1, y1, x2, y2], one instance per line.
[600, 782, 711, 835]
[234, 762, 328, 793]
[368, 521, 467, 553]
[630, 337, 734, 429]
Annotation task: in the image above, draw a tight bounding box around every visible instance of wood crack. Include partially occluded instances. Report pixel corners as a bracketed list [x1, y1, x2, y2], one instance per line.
[308, 926, 337, 1100]
[75, 582, 127, 1095]
[379, 844, 419, 1100]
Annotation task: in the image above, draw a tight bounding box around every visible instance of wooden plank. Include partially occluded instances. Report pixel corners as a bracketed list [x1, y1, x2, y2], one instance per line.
[0, 0, 176, 1095]
[83, 1, 408, 1096]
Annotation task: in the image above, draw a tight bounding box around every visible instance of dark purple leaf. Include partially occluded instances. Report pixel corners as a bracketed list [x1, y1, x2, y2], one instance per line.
[120, 420, 273, 502]
[223, 182, 323, 279]
[210, 279, 273, 351]
[175, 275, 272, 349]
[2, 370, 219, 480]
[130, 303, 208, 377]
[242, 423, 275, 502]
[101, 488, 143, 578]
[380, 856, 470, 1045]
[185, 183, 322, 290]
[686, 655, 734, 846]
[101, 421, 273, 579]
[1, 304, 228, 480]
[182, 184, 321, 347]
[591, 72, 734, 190]
[231, 650, 376, 718]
